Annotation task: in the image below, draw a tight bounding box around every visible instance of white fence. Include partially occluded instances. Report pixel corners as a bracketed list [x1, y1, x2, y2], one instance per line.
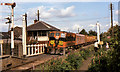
[26, 44, 47, 56]
[0, 40, 3, 56]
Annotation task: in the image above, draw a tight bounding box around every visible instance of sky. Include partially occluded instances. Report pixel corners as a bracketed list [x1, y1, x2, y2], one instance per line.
[0, 0, 119, 34]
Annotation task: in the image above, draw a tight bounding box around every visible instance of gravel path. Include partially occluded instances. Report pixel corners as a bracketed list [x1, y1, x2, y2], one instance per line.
[10, 54, 59, 70]
[79, 57, 93, 71]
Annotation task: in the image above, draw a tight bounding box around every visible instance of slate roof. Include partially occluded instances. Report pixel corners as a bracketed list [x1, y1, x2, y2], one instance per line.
[27, 21, 60, 31]
[14, 26, 22, 35]
[0, 32, 9, 39]
[0, 26, 22, 39]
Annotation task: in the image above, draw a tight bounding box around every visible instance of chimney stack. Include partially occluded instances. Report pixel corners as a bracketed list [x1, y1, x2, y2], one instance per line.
[34, 19, 38, 24]
[38, 10, 39, 21]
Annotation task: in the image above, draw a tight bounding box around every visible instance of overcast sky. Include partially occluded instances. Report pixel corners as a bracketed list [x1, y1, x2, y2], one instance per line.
[0, 0, 119, 33]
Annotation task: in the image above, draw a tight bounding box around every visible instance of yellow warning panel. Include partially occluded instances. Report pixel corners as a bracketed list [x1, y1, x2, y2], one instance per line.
[50, 40, 55, 45]
[59, 41, 63, 46]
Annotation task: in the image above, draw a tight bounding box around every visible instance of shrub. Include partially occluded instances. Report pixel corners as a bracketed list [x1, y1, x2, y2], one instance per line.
[79, 49, 90, 60]
[48, 58, 74, 70]
[66, 53, 82, 69]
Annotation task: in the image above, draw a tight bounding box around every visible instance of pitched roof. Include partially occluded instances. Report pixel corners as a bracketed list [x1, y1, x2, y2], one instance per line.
[0, 32, 9, 39]
[0, 26, 22, 39]
[14, 26, 22, 35]
[27, 21, 60, 31]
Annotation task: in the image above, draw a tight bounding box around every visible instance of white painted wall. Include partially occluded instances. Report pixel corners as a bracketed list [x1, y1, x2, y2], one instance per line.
[0, 40, 3, 56]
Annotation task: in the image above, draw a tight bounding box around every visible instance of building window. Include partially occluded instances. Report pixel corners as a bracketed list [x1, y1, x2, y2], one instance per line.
[38, 31, 47, 36]
[28, 32, 32, 36]
[38, 31, 42, 36]
[33, 32, 37, 36]
[42, 32, 47, 36]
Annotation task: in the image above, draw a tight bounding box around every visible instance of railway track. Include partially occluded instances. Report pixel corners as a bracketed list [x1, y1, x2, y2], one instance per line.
[4, 44, 93, 71]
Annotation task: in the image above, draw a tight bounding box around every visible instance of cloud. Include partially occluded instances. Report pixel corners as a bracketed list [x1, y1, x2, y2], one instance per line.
[115, 10, 118, 15]
[26, 5, 76, 20]
[108, 21, 118, 27]
[57, 6, 76, 18]
[59, 23, 83, 33]
[113, 21, 118, 26]
[41, 12, 52, 19]
[106, 24, 109, 27]
[89, 24, 96, 28]
[115, 10, 120, 15]
[0, 4, 76, 32]
[48, 8, 56, 12]
[60, 27, 69, 31]
[73, 24, 80, 30]
[72, 24, 83, 33]
[0, 23, 8, 32]
[3, 0, 119, 2]
[26, 6, 47, 20]
[0, 6, 11, 14]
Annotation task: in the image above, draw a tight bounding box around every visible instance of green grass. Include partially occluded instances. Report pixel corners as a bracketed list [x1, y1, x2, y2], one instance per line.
[34, 45, 94, 70]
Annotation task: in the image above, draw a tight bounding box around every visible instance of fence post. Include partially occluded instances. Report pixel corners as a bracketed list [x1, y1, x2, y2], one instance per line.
[38, 44, 39, 54]
[34, 44, 36, 54]
[40, 44, 42, 53]
[43, 44, 44, 53]
[31, 44, 33, 55]
[28, 45, 30, 55]
[0, 40, 3, 56]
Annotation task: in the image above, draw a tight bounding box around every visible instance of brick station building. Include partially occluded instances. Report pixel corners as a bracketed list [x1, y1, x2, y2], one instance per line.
[23, 21, 60, 56]
[27, 21, 60, 44]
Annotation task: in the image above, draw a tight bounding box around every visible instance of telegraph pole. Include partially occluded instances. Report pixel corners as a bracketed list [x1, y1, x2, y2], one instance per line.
[1, 2, 16, 56]
[110, 3, 114, 37]
[78, 28, 79, 33]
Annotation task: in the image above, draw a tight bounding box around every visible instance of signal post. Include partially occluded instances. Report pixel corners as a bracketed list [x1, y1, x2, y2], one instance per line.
[1, 2, 16, 56]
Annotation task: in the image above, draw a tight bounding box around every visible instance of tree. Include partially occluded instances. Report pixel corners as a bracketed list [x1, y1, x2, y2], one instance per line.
[107, 25, 119, 37]
[88, 30, 97, 36]
[88, 25, 120, 72]
[79, 29, 88, 35]
[100, 25, 120, 41]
